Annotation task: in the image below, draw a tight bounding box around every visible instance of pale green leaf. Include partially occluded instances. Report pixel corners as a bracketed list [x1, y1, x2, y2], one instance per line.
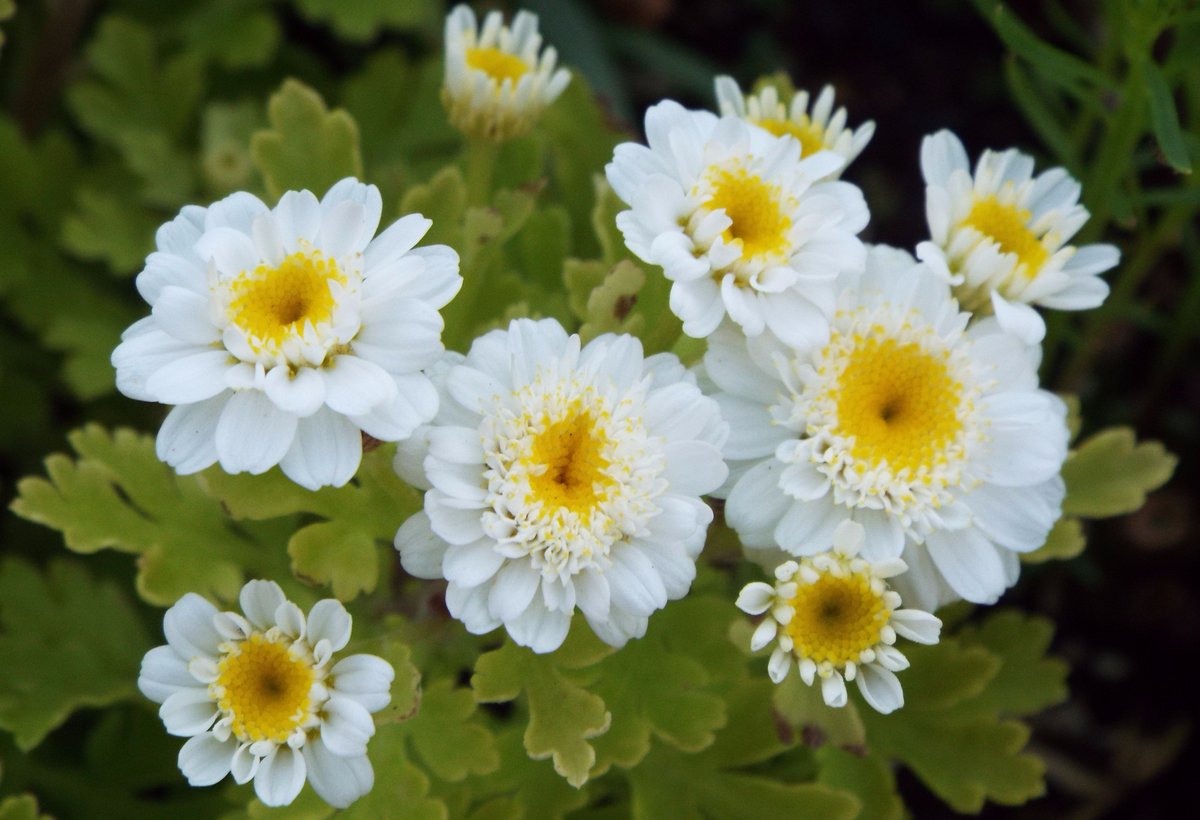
[60, 186, 160, 273]
[0, 558, 149, 750]
[772, 672, 866, 750]
[287, 520, 378, 603]
[472, 628, 613, 787]
[574, 260, 645, 343]
[1021, 516, 1086, 563]
[956, 610, 1069, 717]
[815, 747, 903, 820]
[293, 0, 438, 41]
[179, 0, 280, 70]
[1145, 60, 1192, 173]
[1062, 427, 1177, 518]
[402, 679, 500, 781]
[251, 79, 363, 200]
[0, 795, 49, 820]
[467, 729, 592, 820]
[10, 425, 288, 605]
[201, 101, 265, 195]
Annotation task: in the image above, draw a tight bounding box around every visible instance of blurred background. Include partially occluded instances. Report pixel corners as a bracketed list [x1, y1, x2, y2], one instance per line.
[1, 1, 1197, 817]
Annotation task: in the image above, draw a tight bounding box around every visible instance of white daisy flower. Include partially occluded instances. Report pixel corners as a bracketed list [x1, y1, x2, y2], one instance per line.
[394, 318, 729, 653]
[714, 76, 874, 176]
[736, 520, 941, 714]
[138, 580, 394, 808]
[442, 4, 571, 141]
[605, 100, 868, 347]
[111, 178, 462, 490]
[917, 129, 1118, 344]
[710, 245, 1069, 610]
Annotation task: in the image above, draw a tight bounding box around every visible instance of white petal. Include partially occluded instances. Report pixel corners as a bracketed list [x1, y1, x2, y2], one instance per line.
[145, 350, 234, 405]
[767, 647, 791, 683]
[821, 672, 848, 708]
[661, 440, 728, 496]
[736, 582, 776, 616]
[303, 741, 374, 809]
[178, 733, 235, 786]
[164, 593, 221, 660]
[364, 214, 433, 269]
[138, 645, 197, 704]
[254, 744, 307, 808]
[194, 226, 260, 278]
[395, 512, 450, 580]
[239, 580, 287, 631]
[264, 366, 326, 417]
[215, 390, 299, 474]
[329, 654, 394, 714]
[607, 547, 668, 617]
[890, 610, 942, 644]
[442, 539, 505, 588]
[319, 695, 376, 757]
[488, 561, 542, 624]
[506, 599, 572, 654]
[307, 599, 352, 652]
[156, 394, 227, 474]
[273, 190, 322, 253]
[924, 528, 1008, 604]
[750, 618, 778, 652]
[856, 665, 904, 714]
[321, 355, 399, 416]
[160, 688, 219, 736]
[278, 408, 363, 490]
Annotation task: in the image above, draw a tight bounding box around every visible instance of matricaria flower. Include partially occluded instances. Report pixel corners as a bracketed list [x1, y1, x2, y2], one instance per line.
[394, 318, 729, 653]
[711, 246, 1069, 610]
[138, 580, 394, 808]
[736, 521, 941, 713]
[111, 178, 461, 490]
[917, 129, 1118, 344]
[714, 76, 874, 177]
[442, 4, 570, 141]
[605, 100, 868, 347]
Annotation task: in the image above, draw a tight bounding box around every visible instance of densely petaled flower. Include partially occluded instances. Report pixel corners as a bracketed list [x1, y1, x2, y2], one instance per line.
[714, 76, 874, 177]
[605, 100, 868, 347]
[442, 4, 570, 141]
[710, 246, 1069, 610]
[111, 178, 461, 490]
[138, 580, 394, 808]
[394, 318, 729, 653]
[917, 129, 1118, 344]
[736, 521, 941, 713]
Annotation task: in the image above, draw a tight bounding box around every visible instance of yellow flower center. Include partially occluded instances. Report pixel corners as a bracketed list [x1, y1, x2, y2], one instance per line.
[228, 250, 345, 350]
[785, 572, 889, 667]
[527, 407, 613, 518]
[962, 196, 1049, 276]
[833, 336, 964, 475]
[757, 116, 826, 157]
[466, 47, 529, 84]
[215, 634, 315, 743]
[705, 167, 793, 260]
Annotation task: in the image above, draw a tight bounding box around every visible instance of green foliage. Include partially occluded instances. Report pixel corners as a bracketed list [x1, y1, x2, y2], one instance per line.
[0, 0, 14, 54]
[1062, 427, 1177, 518]
[251, 80, 363, 200]
[0, 795, 49, 820]
[293, 0, 439, 41]
[0, 558, 149, 751]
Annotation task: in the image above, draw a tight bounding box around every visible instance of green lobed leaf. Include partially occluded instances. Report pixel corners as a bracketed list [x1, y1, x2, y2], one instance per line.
[570, 260, 646, 343]
[472, 628, 613, 787]
[201, 101, 265, 195]
[179, 0, 280, 70]
[772, 672, 866, 751]
[815, 747, 903, 820]
[10, 425, 290, 605]
[956, 610, 1069, 717]
[0, 795, 49, 820]
[60, 185, 162, 273]
[1144, 59, 1193, 174]
[1061, 427, 1177, 518]
[1021, 516, 1086, 563]
[251, 79, 363, 200]
[293, 0, 439, 41]
[399, 679, 500, 782]
[0, 557, 149, 750]
[466, 729, 592, 819]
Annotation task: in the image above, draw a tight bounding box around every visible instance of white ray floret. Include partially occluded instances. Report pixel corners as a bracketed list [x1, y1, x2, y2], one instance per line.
[394, 318, 729, 653]
[138, 580, 394, 808]
[605, 100, 868, 347]
[442, 4, 571, 141]
[918, 129, 1119, 344]
[111, 178, 462, 490]
[714, 76, 874, 177]
[736, 520, 941, 713]
[710, 245, 1069, 610]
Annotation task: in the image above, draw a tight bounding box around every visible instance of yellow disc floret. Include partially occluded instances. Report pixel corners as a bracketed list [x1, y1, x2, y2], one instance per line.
[466, 47, 530, 84]
[705, 167, 793, 261]
[527, 406, 614, 519]
[962, 196, 1049, 276]
[785, 571, 889, 667]
[756, 116, 826, 157]
[214, 634, 315, 743]
[228, 250, 345, 353]
[832, 336, 964, 475]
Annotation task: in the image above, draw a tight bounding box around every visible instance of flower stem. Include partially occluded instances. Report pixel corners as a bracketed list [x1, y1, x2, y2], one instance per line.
[465, 136, 500, 207]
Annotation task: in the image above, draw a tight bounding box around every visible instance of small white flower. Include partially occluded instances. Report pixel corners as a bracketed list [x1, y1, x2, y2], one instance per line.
[138, 580, 394, 808]
[710, 245, 1069, 610]
[737, 521, 940, 713]
[442, 4, 571, 141]
[605, 100, 868, 347]
[917, 129, 1118, 344]
[394, 318, 729, 653]
[714, 76, 874, 177]
[111, 178, 462, 490]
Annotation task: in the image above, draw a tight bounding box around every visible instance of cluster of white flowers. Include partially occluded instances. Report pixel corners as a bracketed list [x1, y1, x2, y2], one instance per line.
[113, 3, 1115, 808]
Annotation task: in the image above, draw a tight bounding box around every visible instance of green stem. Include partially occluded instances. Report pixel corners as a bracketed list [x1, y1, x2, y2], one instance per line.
[465, 136, 500, 207]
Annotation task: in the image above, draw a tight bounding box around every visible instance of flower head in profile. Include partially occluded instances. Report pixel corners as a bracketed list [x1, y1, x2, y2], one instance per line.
[394, 318, 729, 653]
[736, 521, 941, 713]
[710, 246, 1069, 610]
[714, 76, 874, 177]
[138, 580, 394, 808]
[111, 178, 461, 490]
[442, 4, 571, 141]
[605, 100, 868, 347]
[917, 129, 1118, 344]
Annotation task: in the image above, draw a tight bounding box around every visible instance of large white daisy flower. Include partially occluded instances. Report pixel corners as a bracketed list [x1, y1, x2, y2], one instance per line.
[714, 76, 874, 177]
[138, 580, 394, 808]
[736, 520, 941, 714]
[710, 246, 1069, 610]
[442, 4, 571, 141]
[111, 178, 462, 490]
[605, 100, 868, 348]
[394, 318, 729, 653]
[917, 129, 1118, 344]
